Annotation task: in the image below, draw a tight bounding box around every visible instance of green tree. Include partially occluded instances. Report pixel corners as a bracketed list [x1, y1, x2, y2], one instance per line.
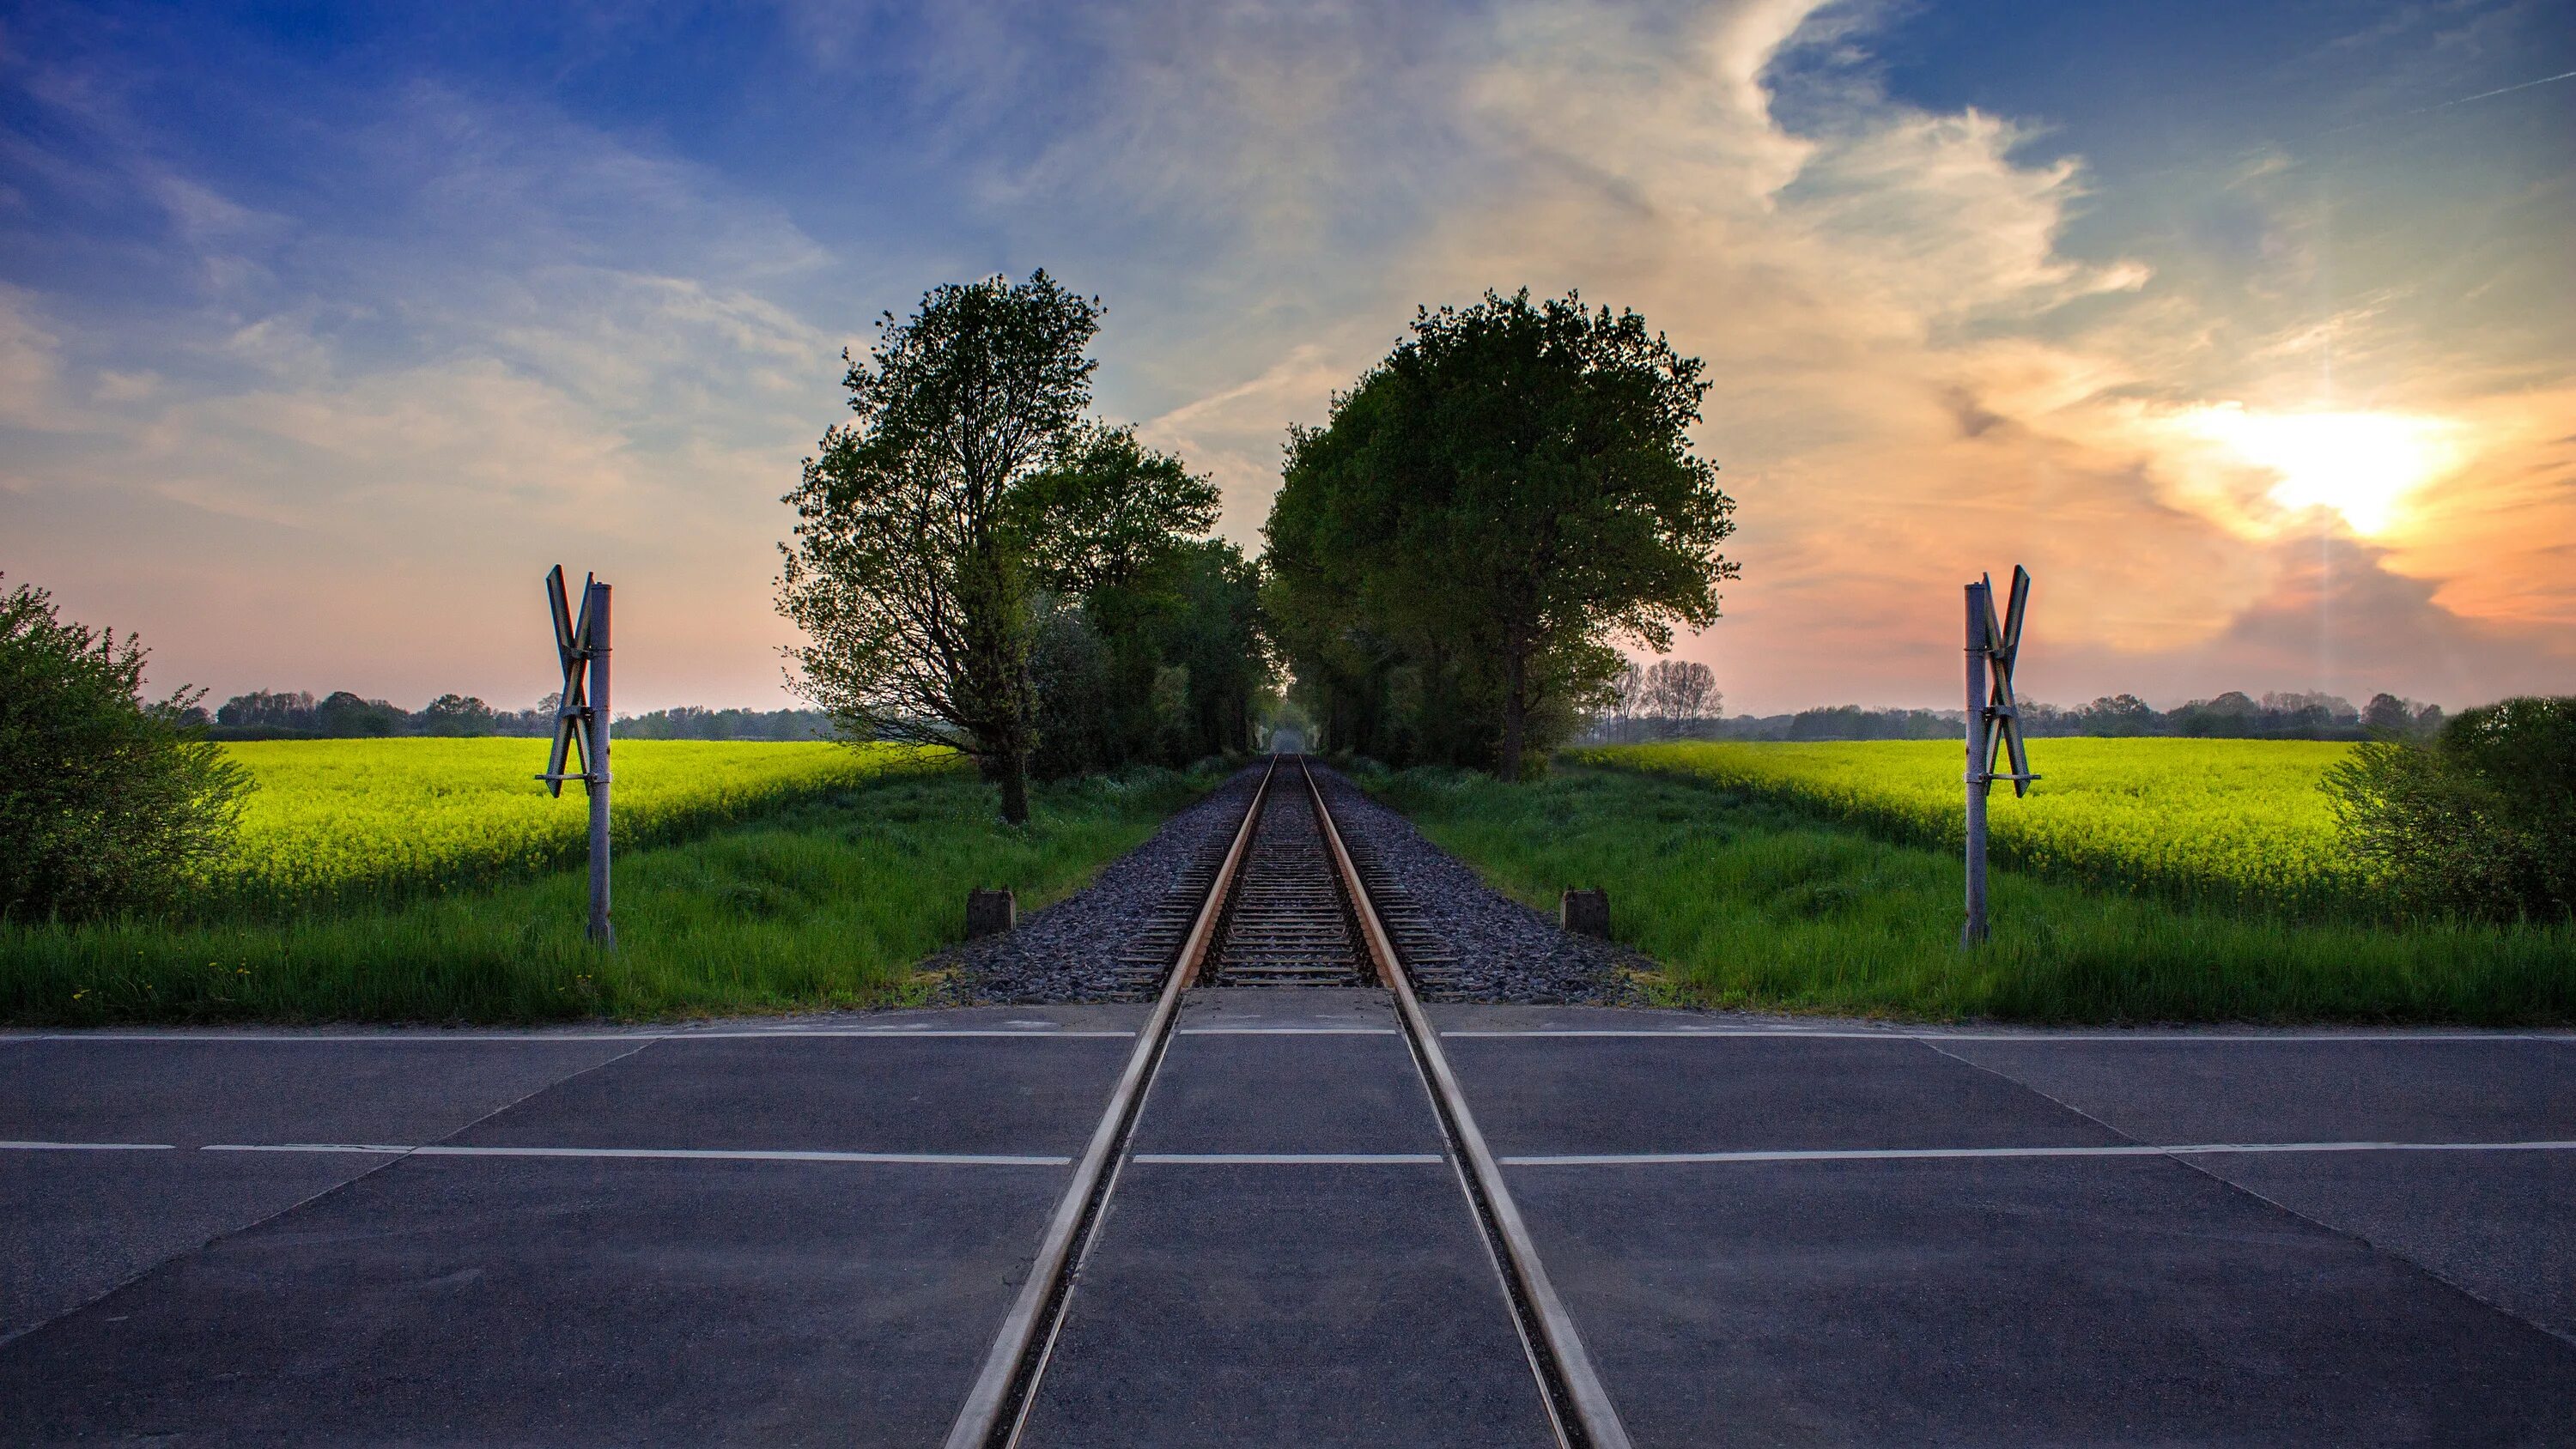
[1012, 423, 1220, 595]
[0, 576, 248, 919]
[778, 271, 1104, 823]
[1266, 288, 1737, 775]
[2325, 695, 2576, 920]
[418, 693, 495, 737]
[313, 691, 404, 737]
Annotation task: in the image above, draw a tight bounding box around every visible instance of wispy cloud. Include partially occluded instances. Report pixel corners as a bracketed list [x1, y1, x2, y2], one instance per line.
[1, 0, 2567, 712]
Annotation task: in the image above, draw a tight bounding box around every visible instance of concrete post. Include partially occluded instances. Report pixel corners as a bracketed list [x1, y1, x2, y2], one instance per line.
[967, 888, 1017, 938]
[1561, 888, 1611, 939]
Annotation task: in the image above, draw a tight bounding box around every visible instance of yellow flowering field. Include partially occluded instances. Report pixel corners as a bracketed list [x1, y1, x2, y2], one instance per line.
[215, 738, 951, 906]
[1571, 738, 2362, 907]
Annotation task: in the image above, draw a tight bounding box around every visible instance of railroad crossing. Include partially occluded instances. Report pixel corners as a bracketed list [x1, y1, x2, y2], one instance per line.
[4, 761, 2572, 1445]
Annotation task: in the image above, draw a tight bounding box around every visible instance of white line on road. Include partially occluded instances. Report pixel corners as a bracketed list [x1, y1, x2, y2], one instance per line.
[200, 1143, 1072, 1165]
[1129, 1152, 1448, 1165]
[6, 1029, 1135, 1043]
[1443, 1029, 2575, 1043]
[1501, 1139, 2576, 1166]
[0, 1139, 177, 1152]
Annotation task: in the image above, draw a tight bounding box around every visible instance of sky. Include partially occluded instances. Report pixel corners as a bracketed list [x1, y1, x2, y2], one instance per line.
[2, 0, 2570, 717]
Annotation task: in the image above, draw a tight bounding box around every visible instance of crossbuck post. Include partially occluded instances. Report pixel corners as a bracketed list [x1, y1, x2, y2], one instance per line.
[1963, 580, 1991, 946]
[541, 566, 614, 948]
[1962, 565, 2034, 949]
[583, 580, 612, 947]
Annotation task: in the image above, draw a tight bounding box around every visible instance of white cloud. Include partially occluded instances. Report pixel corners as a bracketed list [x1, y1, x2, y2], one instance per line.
[5, 0, 2567, 713]
[0, 286, 77, 430]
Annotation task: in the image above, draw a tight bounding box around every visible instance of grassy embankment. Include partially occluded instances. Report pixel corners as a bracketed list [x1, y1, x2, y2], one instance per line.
[3, 738, 1214, 1024]
[1368, 740, 2574, 1024]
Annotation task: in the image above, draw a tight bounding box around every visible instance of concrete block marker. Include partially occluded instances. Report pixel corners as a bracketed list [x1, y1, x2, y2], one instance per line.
[1558, 888, 1610, 938]
[967, 888, 1018, 938]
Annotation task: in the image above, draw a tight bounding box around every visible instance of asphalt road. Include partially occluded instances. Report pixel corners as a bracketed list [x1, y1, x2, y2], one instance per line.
[1018, 989, 1553, 1447]
[4, 1003, 2571, 1446]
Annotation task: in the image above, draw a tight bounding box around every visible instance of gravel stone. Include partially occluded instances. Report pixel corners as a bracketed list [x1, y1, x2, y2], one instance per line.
[1310, 767, 1650, 1005]
[944, 761, 1644, 1006]
[941, 767, 1265, 1003]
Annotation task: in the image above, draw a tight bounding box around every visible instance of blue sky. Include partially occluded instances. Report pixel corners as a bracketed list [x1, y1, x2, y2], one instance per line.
[3, 1, 2570, 714]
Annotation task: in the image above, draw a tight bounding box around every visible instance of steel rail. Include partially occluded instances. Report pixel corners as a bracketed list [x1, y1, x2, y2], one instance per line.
[1298, 757, 1635, 1449]
[943, 757, 1278, 1449]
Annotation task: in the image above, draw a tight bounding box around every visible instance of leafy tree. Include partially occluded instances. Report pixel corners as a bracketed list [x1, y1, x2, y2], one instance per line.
[1266, 288, 1736, 776]
[1027, 538, 1268, 776]
[2325, 695, 2576, 921]
[217, 689, 316, 731]
[778, 271, 1104, 823]
[0, 576, 248, 919]
[1026, 596, 1117, 779]
[313, 690, 404, 737]
[2362, 692, 2414, 734]
[1012, 424, 1219, 595]
[2073, 694, 2159, 736]
[1640, 658, 1716, 737]
[417, 693, 495, 737]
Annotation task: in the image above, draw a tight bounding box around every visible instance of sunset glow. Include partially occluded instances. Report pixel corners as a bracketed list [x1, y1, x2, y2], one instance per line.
[1, 2, 2568, 712]
[2180, 405, 2464, 537]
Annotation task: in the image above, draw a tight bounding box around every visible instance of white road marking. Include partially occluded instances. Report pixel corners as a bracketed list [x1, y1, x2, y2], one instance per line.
[0, 1139, 176, 1152]
[1129, 1152, 1447, 1165]
[6, 1029, 1133, 1043]
[1501, 1139, 2576, 1166]
[1443, 1029, 2574, 1043]
[200, 1143, 1072, 1165]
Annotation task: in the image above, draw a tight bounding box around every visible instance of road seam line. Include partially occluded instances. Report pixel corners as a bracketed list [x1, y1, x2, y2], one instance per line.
[1439, 1029, 2574, 1042]
[1128, 1152, 1444, 1164]
[1174, 1027, 1401, 1035]
[0, 1032, 662, 1352]
[1498, 1140, 2576, 1166]
[198, 1143, 1071, 1165]
[6, 1029, 1136, 1043]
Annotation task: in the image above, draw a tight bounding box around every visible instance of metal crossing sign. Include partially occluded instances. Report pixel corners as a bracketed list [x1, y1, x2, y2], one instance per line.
[540, 565, 614, 946]
[1972, 566, 2036, 798]
[1962, 565, 2035, 947]
[541, 566, 605, 799]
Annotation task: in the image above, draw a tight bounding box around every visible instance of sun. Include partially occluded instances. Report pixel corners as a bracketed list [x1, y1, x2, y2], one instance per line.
[2179, 404, 2462, 536]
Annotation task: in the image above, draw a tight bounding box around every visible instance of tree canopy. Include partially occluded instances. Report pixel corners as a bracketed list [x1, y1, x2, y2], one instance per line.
[1265, 288, 1737, 774]
[0, 575, 247, 919]
[779, 271, 1103, 822]
[779, 271, 1264, 817]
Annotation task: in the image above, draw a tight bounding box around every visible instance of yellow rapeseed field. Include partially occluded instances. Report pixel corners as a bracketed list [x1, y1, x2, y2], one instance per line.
[1571, 738, 2361, 906]
[216, 738, 951, 905]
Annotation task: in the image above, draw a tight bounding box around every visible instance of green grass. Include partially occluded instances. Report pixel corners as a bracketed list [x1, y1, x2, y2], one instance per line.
[1369, 765, 2574, 1024]
[207, 737, 948, 912]
[1572, 739, 2360, 912]
[3, 767, 1215, 1025]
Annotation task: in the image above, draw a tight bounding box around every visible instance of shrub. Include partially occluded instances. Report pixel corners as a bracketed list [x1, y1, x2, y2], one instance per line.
[2325, 696, 2576, 921]
[0, 577, 249, 919]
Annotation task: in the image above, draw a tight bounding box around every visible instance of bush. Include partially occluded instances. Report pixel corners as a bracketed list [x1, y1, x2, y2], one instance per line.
[2325, 696, 2576, 921]
[0, 577, 249, 919]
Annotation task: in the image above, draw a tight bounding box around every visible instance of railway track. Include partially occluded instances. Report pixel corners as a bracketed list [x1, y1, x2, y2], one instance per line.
[945, 755, 1630, 1449]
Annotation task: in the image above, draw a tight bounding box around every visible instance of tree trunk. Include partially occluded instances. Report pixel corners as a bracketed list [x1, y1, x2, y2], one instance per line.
[997, 751, 1030, 825]
[1499, 647, 1528, 780]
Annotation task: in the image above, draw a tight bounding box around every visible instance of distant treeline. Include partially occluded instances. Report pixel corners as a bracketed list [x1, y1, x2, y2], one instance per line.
[1585, 688, 2446, 744]
[199, 690, 841, 741]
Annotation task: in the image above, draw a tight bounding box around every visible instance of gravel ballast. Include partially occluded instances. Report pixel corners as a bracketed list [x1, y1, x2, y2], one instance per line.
[945, 767, 1265, 1003]
[1311, 767, 1649, 1005]
[949, 761, 1643, 1006]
